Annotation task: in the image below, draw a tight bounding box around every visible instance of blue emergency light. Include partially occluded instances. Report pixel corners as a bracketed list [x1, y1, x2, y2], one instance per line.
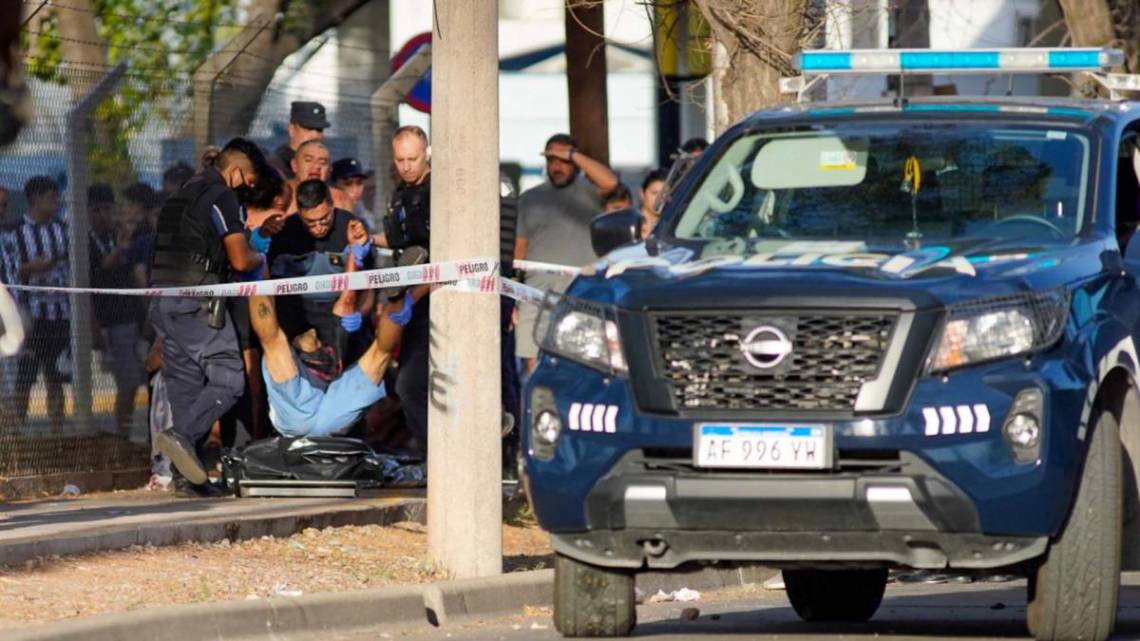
[794, 48, 1124, 75]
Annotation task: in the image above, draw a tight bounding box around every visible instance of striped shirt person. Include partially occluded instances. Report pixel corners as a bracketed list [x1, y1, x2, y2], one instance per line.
[3, 176, 70, 430]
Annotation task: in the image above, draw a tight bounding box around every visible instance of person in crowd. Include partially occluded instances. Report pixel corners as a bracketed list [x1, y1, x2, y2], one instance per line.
[222, 164, 289, 443]
[3, 175, 69, 431]
[603, 183, 633, 213]
[384, 125, 433, 455]
[149, 137, 269, 497]
[287, 139, 331, 212]
[514, 133, 618, 371]
[161, 163, 194, 200]
[87, 184, 148, 437]
[249, 248, 422, 439]
[639, 168, 669, 238]
[681, 137, 710, 157]
[200, 146, 222, 170]
[330, 157, 369, 220]
[274, 101, 329, 179]
[121, 182, 158, 270]
[267, 179, 374, 367]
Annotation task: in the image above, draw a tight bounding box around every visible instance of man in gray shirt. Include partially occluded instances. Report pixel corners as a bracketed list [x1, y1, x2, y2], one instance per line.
[515, 133, 618, 370]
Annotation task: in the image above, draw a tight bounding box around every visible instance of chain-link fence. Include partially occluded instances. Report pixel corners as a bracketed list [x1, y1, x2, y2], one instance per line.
[0, 53, 387, 493]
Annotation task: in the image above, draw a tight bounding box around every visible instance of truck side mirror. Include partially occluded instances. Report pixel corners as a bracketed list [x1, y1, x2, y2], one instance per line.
[590, 209, 641, 257]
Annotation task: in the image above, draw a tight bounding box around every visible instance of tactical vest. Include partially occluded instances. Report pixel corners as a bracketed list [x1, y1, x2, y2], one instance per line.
[384, 175, 431, 250]
[150, 177, 230, 287]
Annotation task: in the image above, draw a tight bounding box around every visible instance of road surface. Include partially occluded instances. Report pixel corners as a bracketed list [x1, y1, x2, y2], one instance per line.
[303, 572, 1140, 641]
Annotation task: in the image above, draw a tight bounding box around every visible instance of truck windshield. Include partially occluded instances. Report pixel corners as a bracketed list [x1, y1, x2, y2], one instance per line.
[672, 124, 1091, 248]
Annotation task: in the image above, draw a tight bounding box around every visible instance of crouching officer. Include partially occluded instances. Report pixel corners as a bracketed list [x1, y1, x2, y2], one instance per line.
[150, 138, 269, 496]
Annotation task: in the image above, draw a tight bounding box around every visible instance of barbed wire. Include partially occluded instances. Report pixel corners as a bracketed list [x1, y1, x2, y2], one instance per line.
[22, 0, 250, 30]
[22, 0, 397, 56]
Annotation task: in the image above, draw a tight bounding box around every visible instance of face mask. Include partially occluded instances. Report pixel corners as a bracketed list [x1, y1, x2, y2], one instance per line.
[233, 184, 256, 205]
[232, 168, 256, 205]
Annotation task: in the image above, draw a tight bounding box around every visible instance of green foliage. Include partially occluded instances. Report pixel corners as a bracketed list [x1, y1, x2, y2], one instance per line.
[24, 0, 240, 185]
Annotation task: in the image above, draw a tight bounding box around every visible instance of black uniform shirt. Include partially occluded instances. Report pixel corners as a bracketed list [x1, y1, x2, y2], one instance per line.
[149, 168, 244, 288]
[267, 208, 371, 344]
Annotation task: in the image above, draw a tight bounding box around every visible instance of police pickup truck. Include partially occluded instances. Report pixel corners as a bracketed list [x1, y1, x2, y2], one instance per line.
[521, 48, 1140, 641]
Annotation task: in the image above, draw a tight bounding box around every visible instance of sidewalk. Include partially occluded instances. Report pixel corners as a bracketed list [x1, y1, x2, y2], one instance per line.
[0, 490, 425, 566]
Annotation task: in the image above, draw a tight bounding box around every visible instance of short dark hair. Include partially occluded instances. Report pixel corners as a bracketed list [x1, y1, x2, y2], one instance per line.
[87, 183, 115, 206]
[163, 162, 194, 187]
[295, 179, 332, 211]
[248, 166, 286, 210]
[681, 137, 709, 154]
[604, 183, 632, 205]
[544, 133, 577, 150]
[123, 182, 158, 209]
[641, 168, 668, 191]
[24, 175, 59, 201]
[218, 137, 268, 175]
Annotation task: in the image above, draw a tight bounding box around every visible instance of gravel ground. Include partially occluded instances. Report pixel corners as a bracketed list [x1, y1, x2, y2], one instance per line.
[0, 521, 552, 631]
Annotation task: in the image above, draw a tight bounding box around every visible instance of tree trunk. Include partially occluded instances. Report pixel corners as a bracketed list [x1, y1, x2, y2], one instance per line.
[564, 0, 609, 166]
[691, 0, 811, 130]
[1058, 0, 1139, 72]
[45, 0, 106, 98]
[189, 0, 374, 148]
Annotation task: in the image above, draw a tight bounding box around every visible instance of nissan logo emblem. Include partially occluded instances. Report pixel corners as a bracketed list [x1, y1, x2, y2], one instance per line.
[740, 325, 793, 369]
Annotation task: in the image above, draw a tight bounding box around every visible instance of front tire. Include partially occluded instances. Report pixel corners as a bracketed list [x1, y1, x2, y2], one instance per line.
[784, 567, 887, 622]
[553, 553, 635, 637]
[1026, 407, 1122, 641]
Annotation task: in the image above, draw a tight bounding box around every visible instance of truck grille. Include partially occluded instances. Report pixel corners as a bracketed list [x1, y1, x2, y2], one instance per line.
[653, 312, 896, 411]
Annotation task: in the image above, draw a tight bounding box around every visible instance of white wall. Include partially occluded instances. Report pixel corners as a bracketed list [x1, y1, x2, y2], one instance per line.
[390, 0, 658, 190]
[928, 0, 1042, 96]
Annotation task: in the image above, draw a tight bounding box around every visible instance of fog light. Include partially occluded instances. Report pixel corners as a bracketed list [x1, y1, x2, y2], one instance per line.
[1006, 414, 1041, 448]
[535, 411, 562, 445]
[1003, 388, 1044, 463]
[529, 386, 561, 462]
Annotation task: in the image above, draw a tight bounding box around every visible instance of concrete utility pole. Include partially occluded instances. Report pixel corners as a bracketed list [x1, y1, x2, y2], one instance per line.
[427, 0, 503, 578]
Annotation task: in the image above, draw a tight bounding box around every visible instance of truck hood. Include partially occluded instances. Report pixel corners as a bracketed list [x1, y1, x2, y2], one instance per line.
[572, 238, 1111, 311]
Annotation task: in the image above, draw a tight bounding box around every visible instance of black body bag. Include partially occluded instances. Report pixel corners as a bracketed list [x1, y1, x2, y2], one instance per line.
[222, 436, 425, 488]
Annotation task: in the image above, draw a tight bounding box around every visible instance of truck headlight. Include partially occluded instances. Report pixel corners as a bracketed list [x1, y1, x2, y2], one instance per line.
[928, 290, 1069, 373]
[539, 299, 627, 374]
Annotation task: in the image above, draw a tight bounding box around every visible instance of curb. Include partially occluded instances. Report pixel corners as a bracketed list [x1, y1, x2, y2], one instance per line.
[6, 564, 776, 640]
[0, 498, 426, 566]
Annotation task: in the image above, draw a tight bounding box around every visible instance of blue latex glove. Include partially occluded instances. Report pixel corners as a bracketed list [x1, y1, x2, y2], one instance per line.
[238, 253, 265, 282]
[344, 240, 372, 268]
[249, 229, 272, 253]
[389, 290, 415, 327]
[339, 311, 363, 333]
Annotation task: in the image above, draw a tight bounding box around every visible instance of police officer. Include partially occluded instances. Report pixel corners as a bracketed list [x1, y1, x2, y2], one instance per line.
[385, 125, 432, 455]
[150, 137, 269, 496]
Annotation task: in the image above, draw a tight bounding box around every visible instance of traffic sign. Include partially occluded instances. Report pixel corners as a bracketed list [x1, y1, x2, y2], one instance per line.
[392, 32, 432, 113]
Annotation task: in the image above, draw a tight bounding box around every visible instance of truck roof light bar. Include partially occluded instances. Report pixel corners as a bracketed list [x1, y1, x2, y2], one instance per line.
[794, 48, 1123, 75]
[782, 47, 1139, 102]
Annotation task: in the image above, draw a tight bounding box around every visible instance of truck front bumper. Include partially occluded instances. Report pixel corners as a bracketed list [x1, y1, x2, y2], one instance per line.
[545, 449, 1047, 570]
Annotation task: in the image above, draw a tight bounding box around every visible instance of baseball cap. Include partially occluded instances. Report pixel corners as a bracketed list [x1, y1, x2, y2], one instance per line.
[290, 101, 330, 130]
[331, 157, 368, 182]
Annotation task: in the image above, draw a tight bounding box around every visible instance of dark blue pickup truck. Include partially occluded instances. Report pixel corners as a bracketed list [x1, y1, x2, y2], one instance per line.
[521, 48, 1140, 641]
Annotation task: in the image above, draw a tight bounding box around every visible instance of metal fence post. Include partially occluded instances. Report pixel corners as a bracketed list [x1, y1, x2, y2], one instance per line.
[370, 44, 431, 216]
[65, 62, 127, 434]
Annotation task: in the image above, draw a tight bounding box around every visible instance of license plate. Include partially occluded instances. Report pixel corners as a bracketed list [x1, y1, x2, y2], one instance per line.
[693, 424, 831, 469]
